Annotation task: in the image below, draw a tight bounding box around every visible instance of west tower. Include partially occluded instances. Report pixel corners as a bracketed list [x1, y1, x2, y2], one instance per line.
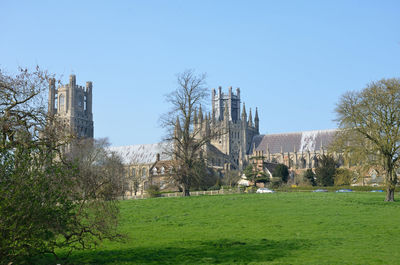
[48, 74, 94, 138]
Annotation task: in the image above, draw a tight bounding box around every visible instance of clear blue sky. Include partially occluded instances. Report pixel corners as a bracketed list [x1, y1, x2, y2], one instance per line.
[1, 0, 399, 146]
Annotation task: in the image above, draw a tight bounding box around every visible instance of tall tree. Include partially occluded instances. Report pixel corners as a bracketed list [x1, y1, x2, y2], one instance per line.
[161, 70, 216, 196]
[0, 67, 125, 263]
[315, 155, 336, 186]
[334, 78, 400, 201]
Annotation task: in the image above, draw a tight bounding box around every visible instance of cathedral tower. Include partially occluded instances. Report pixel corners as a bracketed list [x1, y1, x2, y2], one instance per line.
[207, 87, 259, 170]
[48, 74, 94, 138]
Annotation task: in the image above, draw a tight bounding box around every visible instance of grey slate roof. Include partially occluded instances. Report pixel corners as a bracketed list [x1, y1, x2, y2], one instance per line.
[108, 142, 172, 165]
[251, 129, 337, 154]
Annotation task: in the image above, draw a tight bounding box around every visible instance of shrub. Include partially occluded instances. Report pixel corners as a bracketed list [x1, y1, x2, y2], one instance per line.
[272, 164, 289, 183]
[245, 186, 257, 193]
[146, 185, 161, 198]
[303, 169, 317, 186]
[270, 177, 282, 189]
[335, 168, 356, 186]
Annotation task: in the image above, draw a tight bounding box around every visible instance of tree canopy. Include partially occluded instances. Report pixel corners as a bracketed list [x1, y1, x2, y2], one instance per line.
[0, 67, 125, 263]
[333, 78, 400, 201]
[161, 70, 217, 196]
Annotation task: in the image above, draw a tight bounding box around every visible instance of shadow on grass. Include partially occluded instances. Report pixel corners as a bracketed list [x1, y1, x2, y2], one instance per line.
[56, 238, 311, 264]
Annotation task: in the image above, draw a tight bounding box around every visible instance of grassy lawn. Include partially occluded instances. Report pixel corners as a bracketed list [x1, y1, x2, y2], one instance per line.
[44, 192, 400, 264]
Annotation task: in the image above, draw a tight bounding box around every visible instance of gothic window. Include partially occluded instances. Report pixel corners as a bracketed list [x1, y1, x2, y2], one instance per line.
[142, 168, 147, 177]
[132, 168, 136, 176]
[84, 95, 87, 111]
[161, 167, 165, 174]
[152, 167, 158, 175]
[59, 94, 65, 111]
[301, 157, 306, 169]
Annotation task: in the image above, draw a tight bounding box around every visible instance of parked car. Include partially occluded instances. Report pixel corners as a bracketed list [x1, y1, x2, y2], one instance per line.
[313, 189, 328, 192]
[370, 190, 384, 192]
[336, 189, 353, 193]
[256, 188, 275, 193]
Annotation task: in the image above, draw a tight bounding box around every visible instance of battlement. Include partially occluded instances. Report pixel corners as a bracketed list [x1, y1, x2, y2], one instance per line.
[212, 86, 240, 100]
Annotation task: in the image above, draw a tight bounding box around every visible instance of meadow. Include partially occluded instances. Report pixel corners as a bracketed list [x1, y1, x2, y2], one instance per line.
[43, 192, 400, 264]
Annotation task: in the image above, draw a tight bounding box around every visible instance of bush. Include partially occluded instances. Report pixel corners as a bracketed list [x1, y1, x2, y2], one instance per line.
[146, 185, 161, 198]
[208, 185, 221, 191]
[303, 169, 317, 186]
[270, 177, 282, 189]
[245, 186, 257, 193]
[335, 168, 356, 186]
[272, 164, 289, 183]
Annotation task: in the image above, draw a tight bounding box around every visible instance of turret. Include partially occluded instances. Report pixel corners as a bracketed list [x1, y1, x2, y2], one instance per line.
[48, 78, 56, 114]
[248, 108, 253, 127]
[86, 81, 92, 116]
[198, 105, 203, 124]
[69, 74, 76, 116]
[193, 108, 198, 125]
[241, 102, 247, 123]
[254, 107, 259, 133]
[174, 116, 181, 139]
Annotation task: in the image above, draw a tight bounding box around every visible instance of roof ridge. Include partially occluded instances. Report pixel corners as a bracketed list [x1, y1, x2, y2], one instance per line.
[258, 128, 337, 137]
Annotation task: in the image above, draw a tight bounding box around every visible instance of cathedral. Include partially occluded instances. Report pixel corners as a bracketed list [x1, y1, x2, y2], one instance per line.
[179, 86, 337, 172]
[109, 86, 337, 193]
[47, 79, 381, 193]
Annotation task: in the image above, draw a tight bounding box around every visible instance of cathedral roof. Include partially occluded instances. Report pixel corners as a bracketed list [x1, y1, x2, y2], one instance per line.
[108, 142, 172, 165]
[251, 129, 337, 154]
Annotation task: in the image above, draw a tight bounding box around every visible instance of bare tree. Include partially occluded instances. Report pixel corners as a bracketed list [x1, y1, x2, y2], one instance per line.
[161, 70, 217, 196]
[333, 78, 400, 201]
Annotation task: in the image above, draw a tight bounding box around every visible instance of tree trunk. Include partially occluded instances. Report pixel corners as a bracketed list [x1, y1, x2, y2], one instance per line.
[385, 166, 396, 202]
[182, 185, 190, 196]
[385, 186, 395, 202]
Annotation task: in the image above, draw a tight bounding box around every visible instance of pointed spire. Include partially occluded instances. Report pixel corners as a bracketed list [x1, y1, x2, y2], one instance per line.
[255, 107, 259, 121]
[241, 102, 247, 120]
[198, 105, 203, 123]
[174, 116, 181, 138]
[193, 108, 198, 124]
[248, 108, 253, 127]
[254, 107, 259, 132]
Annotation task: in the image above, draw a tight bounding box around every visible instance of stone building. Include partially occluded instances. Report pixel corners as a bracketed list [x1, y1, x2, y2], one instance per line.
[108, 142, 172, 195]
[249, 129, 338, 169]
[111, 87, 346, 190]
[188, 86, 260, 171]
[48, 74, 94, 138]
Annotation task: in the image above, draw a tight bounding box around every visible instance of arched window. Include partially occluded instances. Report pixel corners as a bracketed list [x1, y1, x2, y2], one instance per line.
[59, 94, 65, 111]
[152, 167, 158, 175]
[142, 168, 147, 177]
[132, 168, 136, 176]
[161, 166, 165, 174]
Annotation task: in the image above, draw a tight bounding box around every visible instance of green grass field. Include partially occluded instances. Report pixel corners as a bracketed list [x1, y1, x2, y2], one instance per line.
[45, 192, 400, 264]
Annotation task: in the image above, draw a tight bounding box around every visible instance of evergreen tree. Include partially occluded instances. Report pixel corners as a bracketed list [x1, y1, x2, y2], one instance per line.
[315, 155, 337, 186]
[272, 164, 289, 183]
[303, 169, 316, 186]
